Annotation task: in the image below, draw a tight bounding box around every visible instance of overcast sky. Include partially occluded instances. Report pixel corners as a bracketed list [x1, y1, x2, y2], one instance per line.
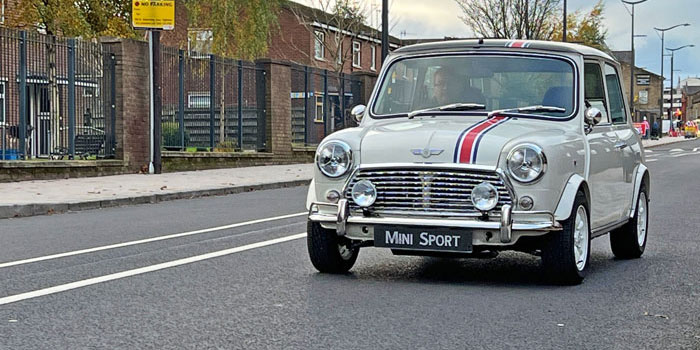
[294, 0, 700, 85]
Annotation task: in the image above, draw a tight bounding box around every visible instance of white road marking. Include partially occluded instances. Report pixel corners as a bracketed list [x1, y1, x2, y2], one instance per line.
[0, 233, 307, 306]
[671, 152, 700, 158]
[644, 150, 653, 153]
[646, 159, 658, 162]
[669, 148, 684, 153]
[694, 148, 698, 152]
[0, 212, 307, 269]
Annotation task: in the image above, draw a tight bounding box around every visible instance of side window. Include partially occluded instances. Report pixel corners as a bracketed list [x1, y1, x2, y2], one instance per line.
[584, 62, 610, 124]
[604, 64, 627, 124]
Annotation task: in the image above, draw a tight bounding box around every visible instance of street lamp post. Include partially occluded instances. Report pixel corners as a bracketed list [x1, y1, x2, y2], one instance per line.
[667, 45, 695, 132]
[621, 0, 647, 120]
[563, 0, 567, 42]
[381, 0, 388, 64]
[654, 24, 690, 134]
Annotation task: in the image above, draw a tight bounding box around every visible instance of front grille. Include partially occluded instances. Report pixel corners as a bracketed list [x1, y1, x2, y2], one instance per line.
[344, 167, 512, 217]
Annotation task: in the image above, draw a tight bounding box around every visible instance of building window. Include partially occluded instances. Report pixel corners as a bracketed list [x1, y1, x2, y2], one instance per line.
[315, 94, 324, 122]
[1, 0, 5, 24]
[188, 29, 213, 56]
[0, 82, 5, 125]
[314, 31, 325, 60]
[370, 46, 377, 71]
[352, 41, 361, 68]
[638, 90, 648, 105]
[83, 87, 97, 98]
[188, 92, 211, 109]
[636, 74, 650, 85]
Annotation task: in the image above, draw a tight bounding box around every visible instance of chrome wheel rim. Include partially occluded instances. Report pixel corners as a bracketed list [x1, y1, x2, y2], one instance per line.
[338, 244, 353, 260]
[574, 205, 589, 271]
[637, 192, 648, 247]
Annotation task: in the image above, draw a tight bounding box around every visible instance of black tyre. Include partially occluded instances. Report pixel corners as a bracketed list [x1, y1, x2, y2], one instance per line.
[307, 220, 359, 273]
[542, 191, 590, 285]
[610, 183, 649, 259]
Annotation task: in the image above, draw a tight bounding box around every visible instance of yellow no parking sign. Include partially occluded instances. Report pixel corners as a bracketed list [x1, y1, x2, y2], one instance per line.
[132, 0, 175, 30]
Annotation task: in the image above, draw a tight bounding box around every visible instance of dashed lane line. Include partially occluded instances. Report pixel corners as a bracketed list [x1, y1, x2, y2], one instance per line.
[0, 212, 307, 269]
[0, 233, 307, 306]
[671, 152, 700, 158]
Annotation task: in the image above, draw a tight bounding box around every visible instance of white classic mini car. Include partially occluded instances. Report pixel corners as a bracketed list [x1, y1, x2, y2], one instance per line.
[306, 39, 650, 284]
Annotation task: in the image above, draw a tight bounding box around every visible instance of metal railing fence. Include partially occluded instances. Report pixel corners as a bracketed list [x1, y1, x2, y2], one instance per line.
[0, 27, 116, 160]
[290, 65, 363, 146]
[160, 48, 266, 151]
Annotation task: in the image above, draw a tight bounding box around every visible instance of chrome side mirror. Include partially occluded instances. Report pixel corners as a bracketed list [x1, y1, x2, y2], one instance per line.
[585, 107, 602, 126]
[584, 107, 602, 134]
[351, 104, 366, 123]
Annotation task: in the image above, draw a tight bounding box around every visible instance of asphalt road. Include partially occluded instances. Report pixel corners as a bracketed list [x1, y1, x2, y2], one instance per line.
[1, 139, 699, 349]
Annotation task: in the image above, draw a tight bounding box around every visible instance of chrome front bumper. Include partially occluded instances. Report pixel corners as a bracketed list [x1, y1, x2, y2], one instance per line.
[308, 200, 562, 244]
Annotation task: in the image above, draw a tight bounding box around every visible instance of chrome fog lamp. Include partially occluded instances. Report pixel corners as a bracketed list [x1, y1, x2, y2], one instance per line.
[519, 196, 534, 211]
[316, 141, 352, 178]
[351, 180, 377, 208]
[325, 190, 341, 203]
[471, 182, 499, 212]
[507, 144, 546, 183]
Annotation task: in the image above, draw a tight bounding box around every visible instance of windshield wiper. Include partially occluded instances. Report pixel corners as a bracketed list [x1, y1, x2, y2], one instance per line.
[407, 103, 486, 119]
[488, 105, 567, 117]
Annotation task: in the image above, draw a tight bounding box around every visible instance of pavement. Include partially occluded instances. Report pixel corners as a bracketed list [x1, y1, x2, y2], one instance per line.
[0, 164, 314, 220]
[641, 135, 694, 148]
[1, 139, 699, 348]
[0, 136, 695, 220]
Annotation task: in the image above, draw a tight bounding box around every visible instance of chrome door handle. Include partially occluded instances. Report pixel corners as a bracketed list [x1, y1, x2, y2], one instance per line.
[614, 142, 628, 150]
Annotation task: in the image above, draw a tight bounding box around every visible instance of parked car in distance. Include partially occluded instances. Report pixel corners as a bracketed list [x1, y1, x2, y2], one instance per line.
[306, 39, 650, 285]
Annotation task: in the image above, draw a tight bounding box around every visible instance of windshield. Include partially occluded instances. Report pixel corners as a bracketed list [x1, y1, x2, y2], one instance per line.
[372, 54, 576, 118]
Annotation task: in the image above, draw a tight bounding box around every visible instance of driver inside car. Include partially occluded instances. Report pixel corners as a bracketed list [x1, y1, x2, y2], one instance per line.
[431, 66, 486, 107]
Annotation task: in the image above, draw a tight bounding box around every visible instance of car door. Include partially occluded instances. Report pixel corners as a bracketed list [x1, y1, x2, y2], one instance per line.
[584, 61, 625, 228]
[604, 63, 638, 218]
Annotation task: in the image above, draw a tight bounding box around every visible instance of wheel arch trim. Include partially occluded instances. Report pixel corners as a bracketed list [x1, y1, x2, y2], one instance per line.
[629, 164, 650, 219]
[554, 174, 590, 221]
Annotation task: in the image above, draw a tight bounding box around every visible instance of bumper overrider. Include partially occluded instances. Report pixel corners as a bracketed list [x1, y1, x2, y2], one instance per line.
[308, 199, 562, 246]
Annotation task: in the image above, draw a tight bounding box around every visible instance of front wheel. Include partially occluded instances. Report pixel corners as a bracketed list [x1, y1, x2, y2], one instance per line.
[307, 221, 359, 273]
[541, 191, 590, 285]
[610, 184, 648, 259]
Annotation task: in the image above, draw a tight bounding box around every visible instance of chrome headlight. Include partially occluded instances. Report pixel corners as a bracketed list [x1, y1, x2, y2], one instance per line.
[507, 144, 547, 183]
[351, 180, 377, 207]
[316, 141, 352, 178]
[471, 182, 499, 211]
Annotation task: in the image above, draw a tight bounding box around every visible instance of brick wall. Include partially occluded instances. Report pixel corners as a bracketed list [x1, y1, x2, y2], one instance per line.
[159, 0, 189, 49]
[268, 7, 384, 75]
[618, 62, 664, 122]
[102, 38, 151, 172]
[2, 0, 24, 28]
[259, 59, 293, 156]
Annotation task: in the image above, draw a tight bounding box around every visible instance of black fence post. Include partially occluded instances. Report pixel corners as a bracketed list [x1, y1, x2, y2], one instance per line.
[110, 53, 117, 158]
[178, 50, 185, 150]
[340, 73, 345, 130]
[209, 54, 216, 149]
[237, 60, 243, 150]
[304, 66, 309, 146]
[255, 62, 266, 152]
[68, 38, 76, 158]
[323, 69, 329, 136]
[18, 31, 27, 159]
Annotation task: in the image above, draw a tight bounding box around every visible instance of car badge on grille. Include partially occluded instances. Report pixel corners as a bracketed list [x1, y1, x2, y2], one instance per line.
[411, 147, 444, 158]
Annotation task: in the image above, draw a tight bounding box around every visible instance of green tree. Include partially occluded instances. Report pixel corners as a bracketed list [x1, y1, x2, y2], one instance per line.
[185, 0, 280, 60]
[185, 0, 280, 145]
[455, 0, 561, 40]
[14, 0, 136, 38]
[551, 1, 608, 51]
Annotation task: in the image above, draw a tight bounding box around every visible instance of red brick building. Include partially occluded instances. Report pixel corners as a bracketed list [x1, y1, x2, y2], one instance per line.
[161, 1, 399, 74]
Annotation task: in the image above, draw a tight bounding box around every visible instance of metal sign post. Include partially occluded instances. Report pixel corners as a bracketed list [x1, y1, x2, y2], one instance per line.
[132, 0, 175, 174]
